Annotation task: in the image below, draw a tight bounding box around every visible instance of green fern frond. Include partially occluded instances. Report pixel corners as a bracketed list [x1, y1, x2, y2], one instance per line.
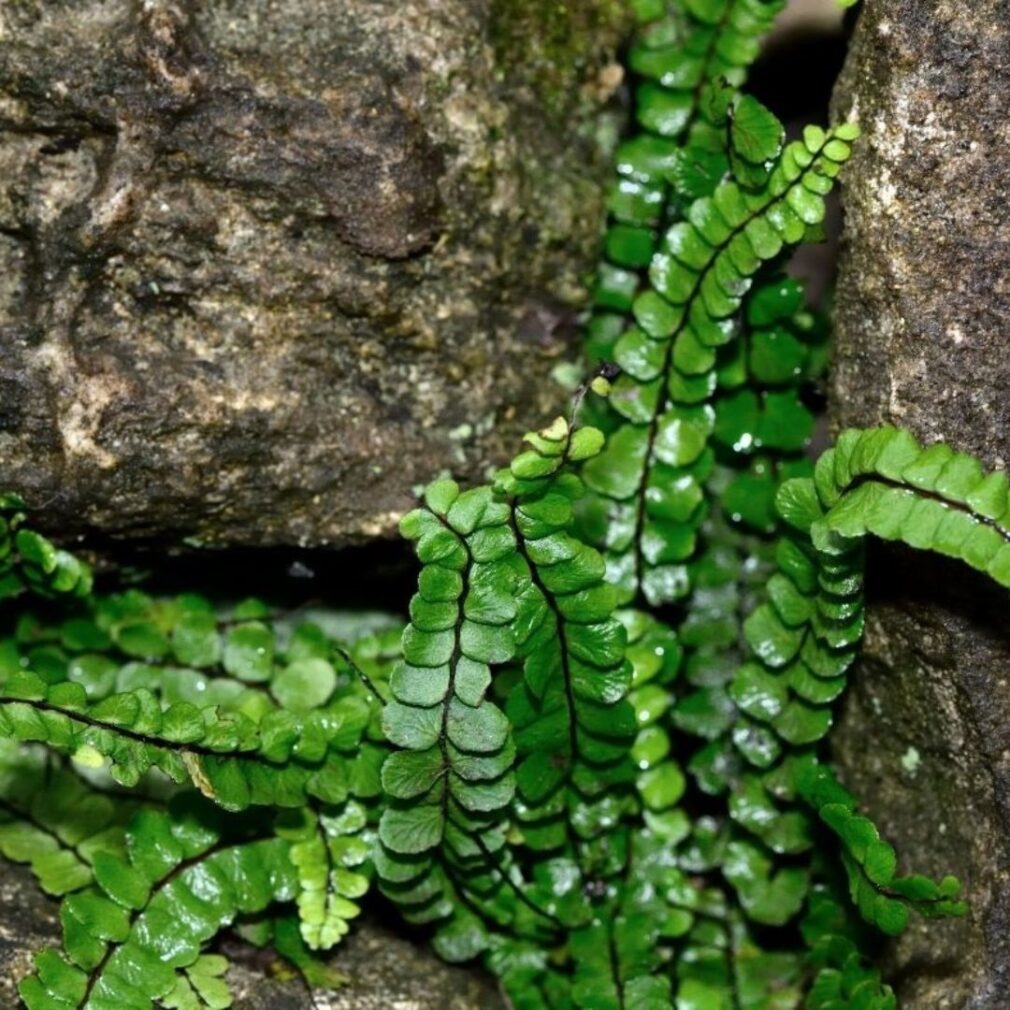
[0, 668, 367, 810]
[2, 591, 396, 721]
[497, 417, 638, 858]
[731, 425, 1007, 936]
[377, 478, 517, 855]
[584, 122, 858, 608]
[276, 801, 370, 951]
[0, 743, 133, 895]
[0, 501, 92, 602]
[19, 796, 296, 1010]
[592, 0, 786, 354]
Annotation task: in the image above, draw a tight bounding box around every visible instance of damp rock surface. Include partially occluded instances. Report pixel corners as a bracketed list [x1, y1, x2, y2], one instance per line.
[831, 2, 1010, 1007]
[0, 0, 627, 550]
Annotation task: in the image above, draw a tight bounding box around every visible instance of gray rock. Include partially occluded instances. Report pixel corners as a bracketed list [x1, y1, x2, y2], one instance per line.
[0, 0, 628, 549]
[0, 861, 506, 1009]
[225, 919, 507, 1010]
[831, 2, 1010, 1007]
[0, 863, 60, 1010]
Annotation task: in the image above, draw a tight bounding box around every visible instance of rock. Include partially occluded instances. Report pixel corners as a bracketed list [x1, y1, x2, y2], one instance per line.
[776, 0, 844, 34]
[225, 918, 507, 1010]
[0, 0, 628, 549]
[0, 862, 506, 1009]
[831, 2, 1010, 1007]
[0, 863, 61, 1009]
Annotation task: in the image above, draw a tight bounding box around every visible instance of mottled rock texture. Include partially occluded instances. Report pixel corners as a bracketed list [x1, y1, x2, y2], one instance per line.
[0, 0, 627, 549]
[0, 862, 505, 1010]
[777, 0, 843, 33]
[831, 2, 1010, 1008]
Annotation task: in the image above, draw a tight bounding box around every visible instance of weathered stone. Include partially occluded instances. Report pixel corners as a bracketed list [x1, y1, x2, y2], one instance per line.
[831, 2, 1010, 1007]
[776, 0, 843, 33]
[226, 916, 507, 1010]
[0, 863, 59, 1010]
[0, 861, 506, 1009]
[0, 0, 627, 549]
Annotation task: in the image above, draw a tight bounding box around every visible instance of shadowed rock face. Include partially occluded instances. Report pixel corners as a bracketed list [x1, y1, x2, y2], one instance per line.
[831, 2, 1010, 1007]
[0, 0, 627, 549]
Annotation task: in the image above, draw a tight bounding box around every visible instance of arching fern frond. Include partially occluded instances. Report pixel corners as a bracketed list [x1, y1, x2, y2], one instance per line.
[0, 670, 367, 811]
[592, 0, 786, 359]
[583, 122, 858, 608]
[731, 426, 1005, 937]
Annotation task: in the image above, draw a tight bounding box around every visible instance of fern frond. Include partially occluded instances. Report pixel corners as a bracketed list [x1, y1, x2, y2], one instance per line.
[0, 669, 366, 810]
[584, 122, 858, 608]
[496, 417, 638, 858]
[730, 425, 1008, 934]
[276, 801, 370, 951]
[2, 591, 395, 722]
[375, 480, 522, 935]
[377, 479, 517, 854]
[800, 762, 966, 935]
[0, 499, 92, 602]
[591, 0, 786, 359]
[19, 796, 297, 1010]
[0, 743, 134, 895]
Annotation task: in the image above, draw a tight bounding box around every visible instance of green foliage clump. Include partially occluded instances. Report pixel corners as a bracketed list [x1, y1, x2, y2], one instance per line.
[0, 3, 991, 1009]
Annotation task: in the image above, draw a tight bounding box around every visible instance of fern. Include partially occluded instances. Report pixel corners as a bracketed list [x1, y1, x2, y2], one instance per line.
[0, 3, 995, 1010]
[0, 497, 92, 602]
[500, 418, 637, 858]
[160, 955, 232, 1010]
[19, 796, 296, 1010]
[0, 743, 132, 895]
[583, 121, 856, 607]
[0, 667, 366, 810]
[276, 801, 371, 950]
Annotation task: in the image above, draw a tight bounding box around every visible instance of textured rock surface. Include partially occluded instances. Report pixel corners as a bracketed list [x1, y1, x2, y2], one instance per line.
[0, 862, 506, 1010]
[0, 863, 61, 1010]
[777, 0, 843, 32]
[831, 2, 1010, 1007]
[0, 0, 626, 549]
